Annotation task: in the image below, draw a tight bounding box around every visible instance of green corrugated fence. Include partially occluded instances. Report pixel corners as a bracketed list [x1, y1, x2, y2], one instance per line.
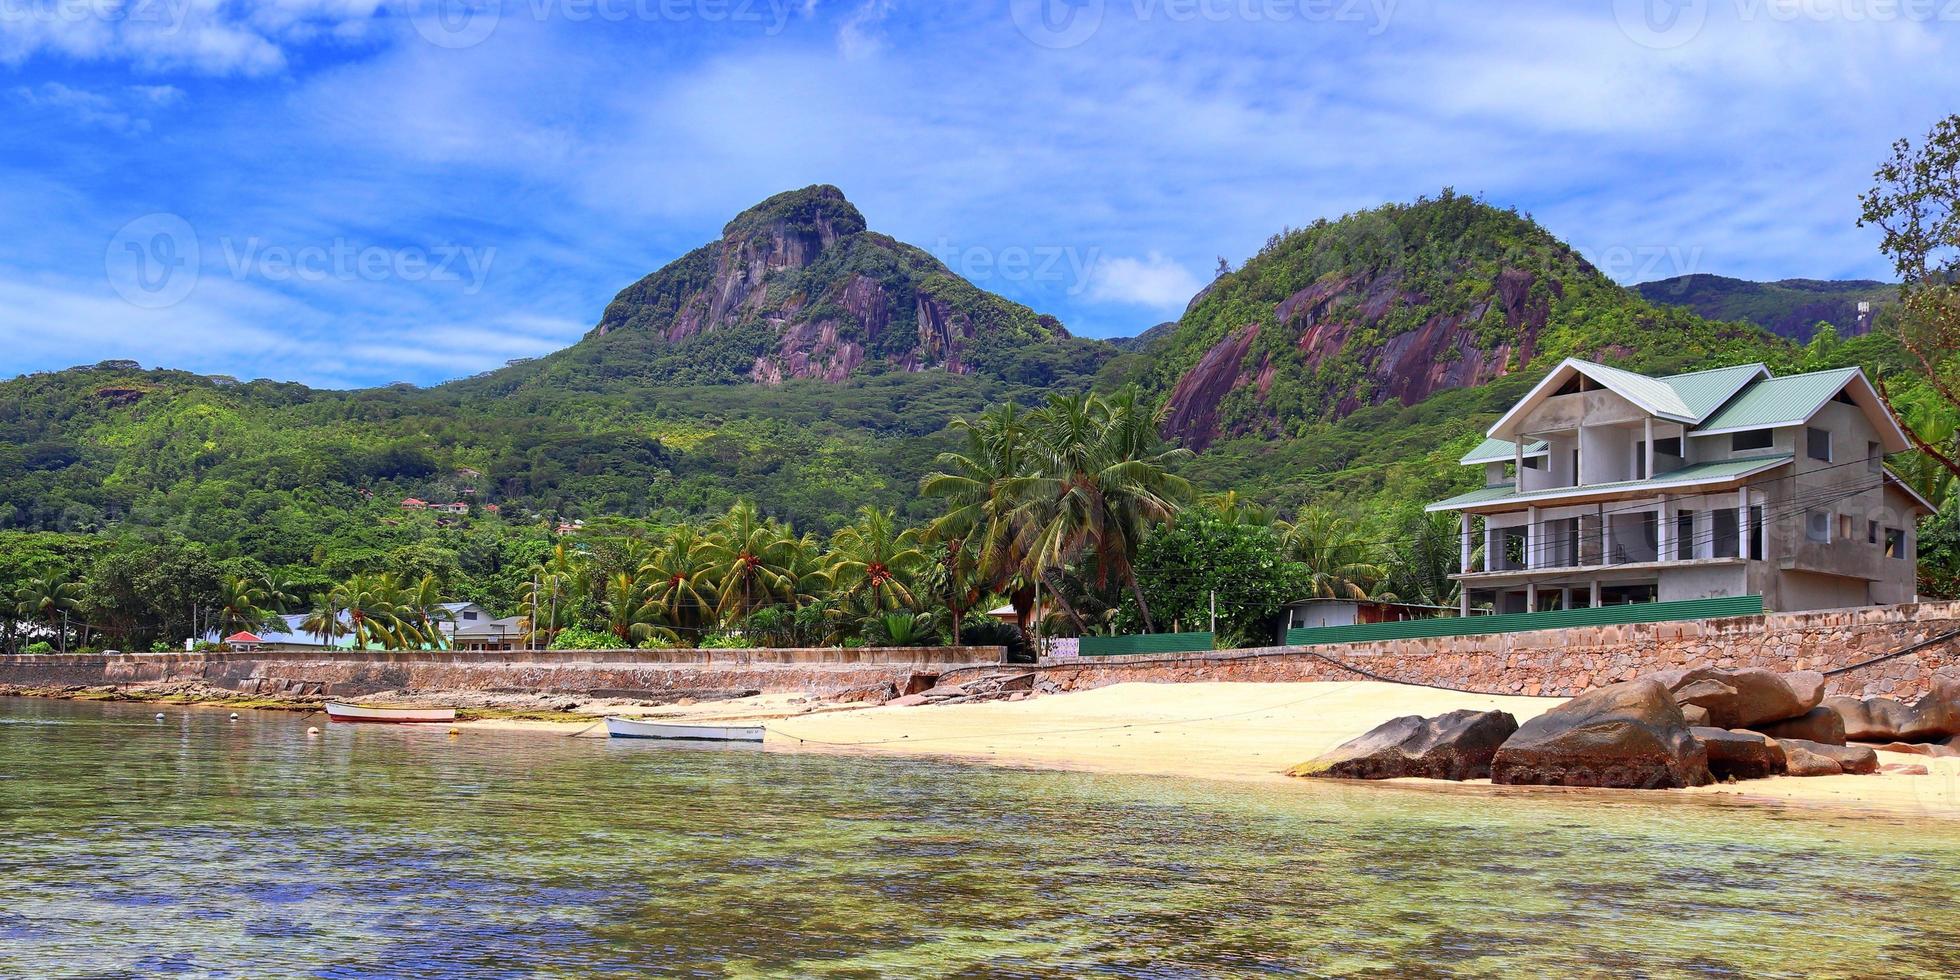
[1285, 595, 1765, 648]
[1078, 632, 1216, 657]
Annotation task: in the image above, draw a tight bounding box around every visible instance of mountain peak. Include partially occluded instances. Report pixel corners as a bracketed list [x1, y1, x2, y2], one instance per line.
[722, 184, 867, 242]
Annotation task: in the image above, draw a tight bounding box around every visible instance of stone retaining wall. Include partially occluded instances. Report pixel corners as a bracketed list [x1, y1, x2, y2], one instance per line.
[1039, 602, 1960, 701]
[0, 647, 1007, 700]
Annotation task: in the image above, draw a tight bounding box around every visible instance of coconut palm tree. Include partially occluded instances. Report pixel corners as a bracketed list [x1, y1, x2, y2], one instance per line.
[642, 524, 718, 639]
[329, 573, 410, 650]
[1277, 507, 1388, 600]
[215, 575, 275, 641]
[826, 506, 926, 617]
[702, 502, 798, 621]
[921, 403, 1039, 631]
[14, 573, 81, 654]
[599, 570, 673, 646]
[399, 573, 455, 649]
[299, 594, 348, 649]
[1011, 390, 1194, 632]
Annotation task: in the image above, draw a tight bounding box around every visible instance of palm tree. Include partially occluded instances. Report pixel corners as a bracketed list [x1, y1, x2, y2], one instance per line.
[915, 539, 981, 646]
[922, 403, 1039, 632]
[1277, 507, 1388, 600]
[330, 573, 410, 650]
[599, 570, 672, 646]
[642, 524, 718, 639]
[399, 573, 455, 650]
[260, 575, 304, 617]
[1011, 390, 1194, 632]
[520, 545, 587, 648]
[702, 502, 798, 621]
[299, 594, 348, 649]
[215, 575, 274, 641]
[14, 573, 81, 654]
[827, 506, 926, 617]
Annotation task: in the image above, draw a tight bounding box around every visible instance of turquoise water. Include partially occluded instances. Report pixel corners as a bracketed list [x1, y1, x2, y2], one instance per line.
[0, 697, 1955, 978]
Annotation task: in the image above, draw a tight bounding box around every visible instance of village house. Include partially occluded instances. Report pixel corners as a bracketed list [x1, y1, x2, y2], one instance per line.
[1428, 359, 1932, 615]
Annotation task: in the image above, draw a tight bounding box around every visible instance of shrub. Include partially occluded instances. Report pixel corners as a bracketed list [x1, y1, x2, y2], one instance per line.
[865, 611, 942, 647]
[699, 632, 754, 650]
[549, 626, 631, 651]
[957, 614, 1030, 662]
[24, 641, 53, 655]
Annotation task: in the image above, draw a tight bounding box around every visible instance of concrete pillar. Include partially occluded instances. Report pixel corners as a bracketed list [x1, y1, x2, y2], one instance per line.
[1738, 488, 1751, 559]
[1644, 417, 1656, 480]
[1526, 582, 1538, 614]
[1460, 513, 1473, 574]
[1659, 496, 1674, 562]
[1526, 506, 1539, 569]
[1591, 580, 1602, 607]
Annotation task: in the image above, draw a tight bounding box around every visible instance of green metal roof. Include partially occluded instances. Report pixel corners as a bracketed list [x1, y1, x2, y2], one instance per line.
[1572, 359, 1696, 420]
[1427, 454, 1794, 512]
[1460, 437, 1549, 465]
[1693, 368, 1861, 434]
[1660, 363, 1769, 420]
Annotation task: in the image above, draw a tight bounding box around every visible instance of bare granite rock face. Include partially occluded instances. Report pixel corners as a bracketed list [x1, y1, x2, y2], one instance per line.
[1653, 667, 1820, 730]
[1492, 679, 1712, 789]
[1778, 739, 1879, 776]
[1692, 728, 1786, 781]
[1753, 707, 1848, 746]
[1289, 710, 1519, 781]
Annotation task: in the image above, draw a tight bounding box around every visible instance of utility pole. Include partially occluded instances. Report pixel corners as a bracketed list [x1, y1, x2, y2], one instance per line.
[60, 610, 67, 654]
[1209, 591, 1217, 635]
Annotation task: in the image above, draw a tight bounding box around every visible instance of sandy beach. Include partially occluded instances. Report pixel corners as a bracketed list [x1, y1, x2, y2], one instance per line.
[532, 680, 1960, 820]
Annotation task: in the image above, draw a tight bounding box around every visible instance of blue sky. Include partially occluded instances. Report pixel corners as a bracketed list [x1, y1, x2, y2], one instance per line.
[1, 0, 1955, 388]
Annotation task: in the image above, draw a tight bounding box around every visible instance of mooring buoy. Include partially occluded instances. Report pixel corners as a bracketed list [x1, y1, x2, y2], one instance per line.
[307, 727, 321, 737]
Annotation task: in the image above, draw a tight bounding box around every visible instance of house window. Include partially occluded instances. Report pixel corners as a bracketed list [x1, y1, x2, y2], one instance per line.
[1869, 520, 1880, 545]
[1522, 456, 1544, 470]
[1655, 437, 1683, 457]
[463, 611, 479, 621]
[1839, 514, 1854, 541]
[1886, 528, 1907, 559]
[1676, 511, 1696, 560]
[1732, 430, 1774, 452]
[1807, 427, 1832, 462]
[1806, 511, 1831, 544]
[1868, 442, 1882, 474]
[1750, 506, 1765, 561]
[1635, 442, 1647, 480]
[1714, 509, 1741, 558]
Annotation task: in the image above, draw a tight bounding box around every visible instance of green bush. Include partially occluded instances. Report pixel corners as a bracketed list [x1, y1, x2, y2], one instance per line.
[24, 641, 53, 654]
[549, 626, 631, 651]
[957, 613, 1028, 661]
[865, 611, 941, 647]
[699, 632, 754, 650]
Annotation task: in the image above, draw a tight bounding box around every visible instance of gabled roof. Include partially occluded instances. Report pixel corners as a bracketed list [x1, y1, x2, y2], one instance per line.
[1427, 454, 1795, 513]
[1487, 358, 1701, 441]
[1459, 437, 1549, 466]
[225, 631, 263, 644]
[1692, 367, 1910, 453]
[1661, 363, 1771, 418]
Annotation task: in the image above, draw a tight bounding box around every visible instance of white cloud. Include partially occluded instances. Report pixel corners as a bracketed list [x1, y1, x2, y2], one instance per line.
[1088, 252, 1203, 310]
[12, 82, 184, 134]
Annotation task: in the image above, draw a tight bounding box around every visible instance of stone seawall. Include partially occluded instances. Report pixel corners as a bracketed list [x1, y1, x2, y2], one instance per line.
[1040, 602, 1960, 701]
[0, 647, 1007, 700]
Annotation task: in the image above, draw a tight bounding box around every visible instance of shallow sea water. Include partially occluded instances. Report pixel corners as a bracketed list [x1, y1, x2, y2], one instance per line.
[0, 697, 1955, 978]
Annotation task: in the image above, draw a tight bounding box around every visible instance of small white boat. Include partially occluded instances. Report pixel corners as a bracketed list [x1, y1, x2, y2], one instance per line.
[324, 702, 457, 725]
[605, 717, 766, 742]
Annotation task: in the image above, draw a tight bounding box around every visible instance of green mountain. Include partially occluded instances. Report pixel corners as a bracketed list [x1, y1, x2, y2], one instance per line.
[1633, 274, 1895, 342]
[5, 189, 1888, 592]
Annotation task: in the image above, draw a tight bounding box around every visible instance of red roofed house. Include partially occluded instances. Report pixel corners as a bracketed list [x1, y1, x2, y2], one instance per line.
[401, 498, 429, 510]
[225, 631, 264, 652]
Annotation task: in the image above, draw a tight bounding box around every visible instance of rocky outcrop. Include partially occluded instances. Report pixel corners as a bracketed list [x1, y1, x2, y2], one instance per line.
[1754, 707, 1847, 746]
[1693, 728, 1786, 781]
[1655, 667, 1821, 730]
[1491, 679, 1712, 789]
[1778, 739, 1880, 777]
[1289, 709, 1518, 781]
[587, 185, 1071, 385]
[1160, 326, 1262, 452]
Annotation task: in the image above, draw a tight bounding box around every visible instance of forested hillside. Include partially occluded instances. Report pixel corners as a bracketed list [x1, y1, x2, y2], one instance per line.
[0, 189, 1935, 653]
[1634, 274, 1895, 342]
